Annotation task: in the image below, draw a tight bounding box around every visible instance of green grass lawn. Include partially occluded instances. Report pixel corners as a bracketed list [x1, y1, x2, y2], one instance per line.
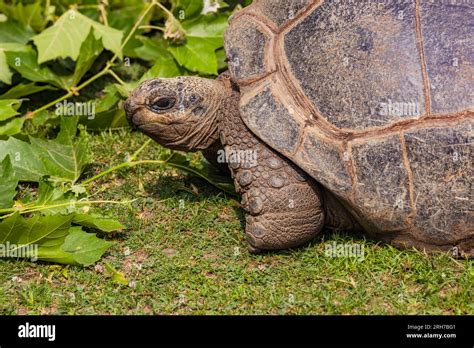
[0, 130, 472, 315]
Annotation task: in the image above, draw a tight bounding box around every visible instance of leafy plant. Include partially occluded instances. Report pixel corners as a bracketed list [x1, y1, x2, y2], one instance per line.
[0, 0, 237, 132]
[0, 0, 241, 265]
[0, 116, 125, 265]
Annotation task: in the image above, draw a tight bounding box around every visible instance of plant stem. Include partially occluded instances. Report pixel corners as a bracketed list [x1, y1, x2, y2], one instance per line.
[0, 200, 135, 219]
[130, 139, 152, 161]
[109, 0, 158, 65]
[108, 70, 126, 85]
[99, 3, 108, 26]
[26, 91, 72, 117]
[80, 162, 131, 185]
[154, 1, 174, 18]
[81, 138, 152, 185]
[139, 25, 165, 32]
[28, 64, 110, 117]
[79, 159, 237, 196]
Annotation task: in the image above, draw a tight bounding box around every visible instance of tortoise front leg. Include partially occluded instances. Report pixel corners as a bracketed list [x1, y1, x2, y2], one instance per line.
[239, 153, 325, 253]
[220, 119, 325, 253]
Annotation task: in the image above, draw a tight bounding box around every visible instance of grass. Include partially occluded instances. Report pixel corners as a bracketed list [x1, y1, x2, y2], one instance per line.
[0, 129, 472, 315]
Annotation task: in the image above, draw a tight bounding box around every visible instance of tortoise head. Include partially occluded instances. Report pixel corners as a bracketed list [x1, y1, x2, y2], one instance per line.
[124, 76, 228, 152]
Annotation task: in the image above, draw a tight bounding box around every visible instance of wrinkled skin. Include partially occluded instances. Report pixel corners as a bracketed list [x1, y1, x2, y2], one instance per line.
[124, 76, 226, 152]
[124, 74, 358, 253]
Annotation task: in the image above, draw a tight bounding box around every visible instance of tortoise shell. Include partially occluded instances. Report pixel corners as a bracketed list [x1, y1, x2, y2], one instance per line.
[224, 0, 473, 250]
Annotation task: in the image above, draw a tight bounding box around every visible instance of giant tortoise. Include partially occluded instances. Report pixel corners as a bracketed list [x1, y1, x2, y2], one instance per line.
[124, 0, 473, 257]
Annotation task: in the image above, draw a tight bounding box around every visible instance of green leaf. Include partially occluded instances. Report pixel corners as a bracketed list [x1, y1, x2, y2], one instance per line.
[0, 1, 46, 32]
[72, 214, 124, 232]
[0, 213, 113, 265]
[0, 82, 57, 100]
[31, 10, 88, 63]
[161, 150, 237, 196]
[95, 84, 122, 113]
[0, 19, 34, 44]
[78, 84, 126, 130]
[29, 117, 91, 183]
[31, 109, 59, 127]
[32, 178, 73, 215]
[171, 0, 204, 20]
[0, 136, 47, 180]
[135, 37, 182, 80]
[182, 13, 228, 42]
[143, 59, 183, 80]
[0, 42, 28, 84]
[168, 37, 220, 75]
[0, 156, 18, 209]
[167, 14, 228, 75]
[216, 47, 227, 70]
[0, 99, 21, 122]
[0, 99, 23, 136]
[0, 213, 76, 264]
[104, 262, 129, 285]
[32, 10, 123, 64]
[108, 3, 148, 32]
[36, 178, 65, 206]
[80, 110, 127, 130]
[87, 16, 123, 61]
[5, 48, 70, 89]
[71, 29, 104, 86]
[61, 226, 113, 266]
[108, 2, 154, 58]
[70, 185, 87, 196]
[114, 82, 139, 98]
[0, 116, 92, 183]
[135, 36, 171, 61]
[0, 117, 24, 136]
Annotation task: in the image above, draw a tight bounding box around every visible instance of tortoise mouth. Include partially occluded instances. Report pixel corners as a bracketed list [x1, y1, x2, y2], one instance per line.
[137, 117, 198, 130]
[137, 122, 198, 152]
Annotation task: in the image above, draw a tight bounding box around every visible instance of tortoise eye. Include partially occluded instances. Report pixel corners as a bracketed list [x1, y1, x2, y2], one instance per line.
[148, 97, 176, 112]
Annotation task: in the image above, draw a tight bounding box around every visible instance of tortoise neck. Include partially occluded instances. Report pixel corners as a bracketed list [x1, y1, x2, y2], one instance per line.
[201, 73, 240, 173]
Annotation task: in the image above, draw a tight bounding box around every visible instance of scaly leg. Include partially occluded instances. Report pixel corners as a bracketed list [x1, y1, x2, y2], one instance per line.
[220, 112, 325, 253]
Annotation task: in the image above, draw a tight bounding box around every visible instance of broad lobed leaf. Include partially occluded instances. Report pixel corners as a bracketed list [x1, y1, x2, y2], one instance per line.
[0, 117, 91, 183]
[0, 0, 239, 267]
[32, 9, 122, 64]
[0, 213, 116, 265]
[0, 156, 18, 209]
